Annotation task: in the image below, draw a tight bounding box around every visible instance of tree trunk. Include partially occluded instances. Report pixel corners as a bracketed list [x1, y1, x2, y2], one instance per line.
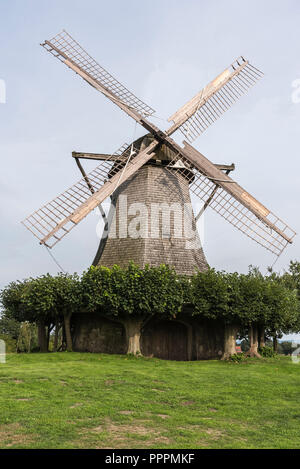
[28, 327, 31, 353]
[246, 324, 261, 358]
[47, 325, 50, 351]
[258, 326, 265, 349]
[53, 320, 60, 352]
[273, 335, 278, 353]
[37, 320, 48, 353]
[64, 314, 73, 352]
[222, 324, 238, 360]
[121, 317, 143, 355]
[61, 323, 66, 351]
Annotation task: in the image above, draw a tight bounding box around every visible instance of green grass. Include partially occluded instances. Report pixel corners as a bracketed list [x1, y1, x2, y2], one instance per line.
[0, 353, 299, 449]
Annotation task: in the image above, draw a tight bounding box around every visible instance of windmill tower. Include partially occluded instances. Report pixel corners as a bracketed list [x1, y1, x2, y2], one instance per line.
[22, 31, 296, 359]
[75, 134, 211, 275]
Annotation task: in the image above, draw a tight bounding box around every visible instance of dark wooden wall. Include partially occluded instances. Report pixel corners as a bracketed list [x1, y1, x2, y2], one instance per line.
[71, 313, 226, 360]
[72, 313, 127, 354]
[191, 320, 224, 359]
[141, 319, 188, 361]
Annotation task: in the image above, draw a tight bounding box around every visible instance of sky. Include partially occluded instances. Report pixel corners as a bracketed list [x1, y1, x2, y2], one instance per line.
[0, 0, 300, 335]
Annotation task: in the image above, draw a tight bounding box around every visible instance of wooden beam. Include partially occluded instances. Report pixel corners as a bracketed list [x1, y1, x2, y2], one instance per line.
[72, 151, 122, 161]
[195, 168, 232, 221]
[214, 163, 235, 172]
[75, 157, 108, 223]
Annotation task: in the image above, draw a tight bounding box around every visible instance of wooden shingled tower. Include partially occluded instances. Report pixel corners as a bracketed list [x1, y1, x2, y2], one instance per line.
[91, 134, 208, 275]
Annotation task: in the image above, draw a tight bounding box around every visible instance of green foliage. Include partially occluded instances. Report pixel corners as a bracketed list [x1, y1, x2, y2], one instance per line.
[0, 334, 17, 352]
[1, 280, 30, 322]
[16, 322, 38, 353]
[189, 267, 300, 332]
[0, 315, 21, 339]
[259, 346, 276, 358]
[81, 262, 185, 319]
[52, 273, 83, 318]
[1, 262, 300, 340]
[190, 268, 229, 320]
[264, 277, 299, 334]
[278, 341, 298, 356]
[228, 352, 246, 363]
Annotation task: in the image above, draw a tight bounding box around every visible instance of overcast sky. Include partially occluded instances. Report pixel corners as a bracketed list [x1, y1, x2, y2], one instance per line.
[0, 0, 300, 322]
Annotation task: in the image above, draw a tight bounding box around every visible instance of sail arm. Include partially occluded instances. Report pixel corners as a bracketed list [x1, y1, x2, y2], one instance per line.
[163, 139, 296, 256]
[22, 141, 158, 247]
[41, 30, 155, 118]
[166, 57, 263, 142]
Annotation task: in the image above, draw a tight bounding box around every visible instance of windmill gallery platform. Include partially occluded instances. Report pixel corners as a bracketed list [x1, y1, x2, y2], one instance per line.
[22, 30, 296, 360]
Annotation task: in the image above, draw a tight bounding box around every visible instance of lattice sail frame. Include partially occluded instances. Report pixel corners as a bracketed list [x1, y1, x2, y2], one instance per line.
[21, 143, 141, 247]
[167, 57, 264, 143]
[41, 30, 155, 118]
[166, 147, 296, 257]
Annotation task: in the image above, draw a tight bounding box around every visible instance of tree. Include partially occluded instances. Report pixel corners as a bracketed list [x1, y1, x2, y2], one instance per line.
[17, 322, 38, 353]
[279, 341, 298, 356]
[52, 273, 82, 352]
[82, 263, 185, 355]
[20, 275, 57, 352]
[1, 280, 30, 323]
[190, 269, 237, 358]
[0, 315, 21, 340]
[264, 274, 300, 352]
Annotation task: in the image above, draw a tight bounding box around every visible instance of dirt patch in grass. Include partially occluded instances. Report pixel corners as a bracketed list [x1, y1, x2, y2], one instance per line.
[0, 423, 37, 448]
[205, 428, 224, 439]
[119, 410, 133, 415]
[105, 380, 115, 386]
[13, 380, 23, 384]
[144, 411, 169, 419]
[178, 424, 224, 438]
[76, 419, 172, 449]
[194, 428, 226, 447]
[70, 403, 83, 408]
[181, 400, 195, 406]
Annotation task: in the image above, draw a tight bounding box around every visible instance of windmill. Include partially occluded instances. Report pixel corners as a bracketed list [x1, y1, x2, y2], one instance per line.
[22, 30, 296, 276]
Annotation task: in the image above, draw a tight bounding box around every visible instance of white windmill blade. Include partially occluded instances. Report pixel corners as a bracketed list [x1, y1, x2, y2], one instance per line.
[166, 57, 263, 143]
[22, 141, 158, 248]
[41, 30, 155, 120]
[165, 141, 296, 257]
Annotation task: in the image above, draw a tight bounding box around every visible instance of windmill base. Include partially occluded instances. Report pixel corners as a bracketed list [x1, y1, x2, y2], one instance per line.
[71, 313, 232, 360]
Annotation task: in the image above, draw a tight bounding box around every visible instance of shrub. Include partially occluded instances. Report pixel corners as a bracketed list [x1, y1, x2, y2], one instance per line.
[228, 353, 246, 363]
[259, 346, 276, 358]
[0, 334, 17, 353]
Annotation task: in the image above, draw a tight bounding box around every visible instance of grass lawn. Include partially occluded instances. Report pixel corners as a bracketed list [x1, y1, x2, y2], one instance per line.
[0, 353, 299, 449]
